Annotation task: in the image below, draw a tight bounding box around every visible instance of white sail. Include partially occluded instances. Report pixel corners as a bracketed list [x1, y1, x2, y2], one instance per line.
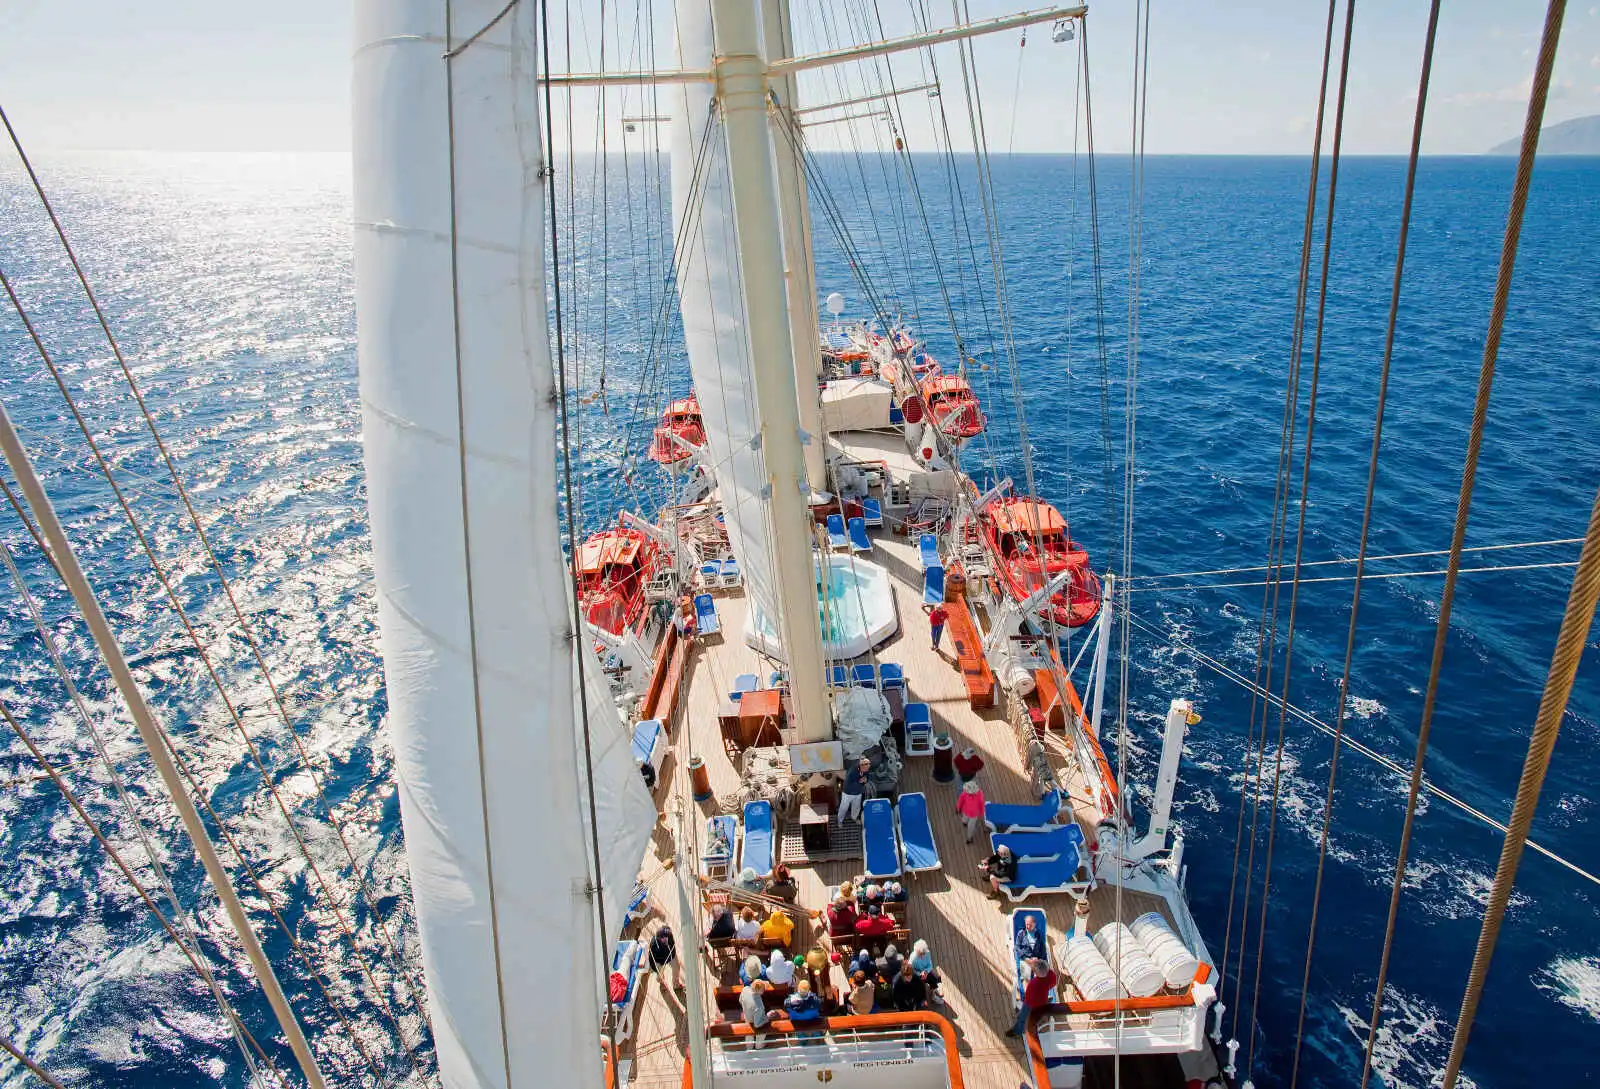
[352, 2, 648, 1086]
[671, 3, 783, 636]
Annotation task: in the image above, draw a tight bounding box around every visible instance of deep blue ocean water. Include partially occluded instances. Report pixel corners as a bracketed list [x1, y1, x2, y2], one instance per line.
[1, 149, 1596, 1089]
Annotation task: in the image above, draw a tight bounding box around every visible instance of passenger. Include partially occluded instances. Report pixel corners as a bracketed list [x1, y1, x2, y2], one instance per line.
[734, 907, 762, 951]
[784, 979, 823, 1022]
[759, 908, 795, 949]
[837, 757, 873, 825]
[980, 844, 1018, 897]
[861, 883, 884, 914]
[765, 863, 798, 903]
[850, 947, 876, 979]
[826, 896, 858, 937]
[854, 904, 895, 938]
[647, 924, 684, 993]
[877, 942, 903, 982]
[706, 906, 736, 941]
[892, 960, 928, 1011]
[848, 970, 876, 1015]
[1014, 913, 1047, 961]
[955, 780, 986, 844]
[740, 954, 766, 986]
[740, 979, 771, 1045]
[674, 595, 696, 638]
[884, 881, 906, 903]
[1008, 958, 1057, 1038]
[736, 867, 765, 894]
[953, 746, 985, 784]
[766, 949, 796, 987]
[909, 939, 945, 1005]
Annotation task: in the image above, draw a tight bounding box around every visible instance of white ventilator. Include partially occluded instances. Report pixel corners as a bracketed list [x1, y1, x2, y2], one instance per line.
[1130, 911, 1201, 990]
[1059, 935, 1123, 1002]
[1094, 923, 1166, 998]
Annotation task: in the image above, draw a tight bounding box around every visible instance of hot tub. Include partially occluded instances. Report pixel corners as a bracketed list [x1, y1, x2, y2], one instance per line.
[747, 554, 900, 661]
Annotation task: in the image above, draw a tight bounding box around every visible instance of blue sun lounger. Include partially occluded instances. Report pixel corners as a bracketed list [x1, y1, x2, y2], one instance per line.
[621, 881, 651, 935]
[852, 663, 877, 688]
[694, 593, 720, 636]
[924, 565, 945, 606]
[1007, 910, 1059, 1005]
[701, 814, 737, 880]
[878, 662, 904, 690]
[609, 939, 647, 1042]
[904, 702, 933, 756]
[827, 513, 849, 550]
[720, 556, 740, 584]
[990, 822, 1087, 868]
[862, 497, 883, 527]
[848, 516, 872, 552]
[896, 792, 941, 874]
[862, 797, 901, 879]
[741, 799, 774, 879]
[1002, 853, 1092, 902]
[984, 789, 1063, 833]
[829, 664, 852, 688]
[632, 718, 666, 780]
[918, 533, 940, 570]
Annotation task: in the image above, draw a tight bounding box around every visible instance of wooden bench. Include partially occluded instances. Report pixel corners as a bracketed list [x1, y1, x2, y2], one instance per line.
[714, 983, 793, 1013]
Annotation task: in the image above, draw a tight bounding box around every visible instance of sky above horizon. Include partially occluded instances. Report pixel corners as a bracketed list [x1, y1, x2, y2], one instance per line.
[2, 1, 1599, 156]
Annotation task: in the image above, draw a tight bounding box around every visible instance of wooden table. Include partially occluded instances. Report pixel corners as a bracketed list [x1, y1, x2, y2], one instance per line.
[798, 803, 831, 851]
[737, 688, 785, 748]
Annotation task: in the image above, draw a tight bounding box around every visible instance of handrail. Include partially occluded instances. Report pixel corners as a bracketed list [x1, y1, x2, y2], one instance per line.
[685, 1011, 964, 1087]
[1023, 964, 1216, 1085]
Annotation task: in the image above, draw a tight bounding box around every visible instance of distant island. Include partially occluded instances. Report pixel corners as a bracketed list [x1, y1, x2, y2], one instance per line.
[1486, 113, 1600, 154]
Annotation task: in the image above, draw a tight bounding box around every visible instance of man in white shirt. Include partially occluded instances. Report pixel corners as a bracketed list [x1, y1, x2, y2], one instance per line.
[740, 979, 770, 1048]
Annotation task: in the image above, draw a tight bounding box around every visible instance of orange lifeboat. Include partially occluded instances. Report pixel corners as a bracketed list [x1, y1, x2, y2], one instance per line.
[649, 395, 706, 466]
[977, 497, 1101, 628]
[919, 373, 987, 439]
[574, 524, 662, 635]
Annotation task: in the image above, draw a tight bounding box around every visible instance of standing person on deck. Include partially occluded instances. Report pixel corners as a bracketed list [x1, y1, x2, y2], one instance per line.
[953, 746, 984, 784]
[1007, 958, 1057, 1038]
[647, 924, 684, 994]
[925, 601, 949, 651]
[837, 757, 872, 825]
[740, 979, 771, 1047]
[955, 780, 986, 843]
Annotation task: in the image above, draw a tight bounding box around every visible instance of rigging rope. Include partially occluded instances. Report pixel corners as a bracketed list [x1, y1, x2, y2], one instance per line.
[0, 1029, 70, 1089]
[0, 103, 432, 1047]
[1131, 558, 1580, 594]
[1125, 537, 1586, 583]
[1358, 0, 1569, 1075]
[1290, 3, 1441, 1081]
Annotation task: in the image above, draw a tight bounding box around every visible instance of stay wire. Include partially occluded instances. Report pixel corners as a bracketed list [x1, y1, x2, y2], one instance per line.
[1220, 0, 1340, 1035]
[0, 104, 432, 1043]
[1369, 3, 1571, 1084]
[1243, 2, 1358, 1077]
[0, 265, 422, 1083]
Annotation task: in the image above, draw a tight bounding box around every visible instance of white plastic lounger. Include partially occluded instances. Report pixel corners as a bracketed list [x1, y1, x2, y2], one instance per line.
[1002, 853, 1093, 902]
[848, 516, 872, 552]
[609, 939, 647, 1042]
[1006, 910, 1058, 1005]
[862, 797, 901, 879]
[826, 513, 849, 550]
[896, 792, 940, 874]
[694, 593, 720, 636]
[741, 799, 774, 879]
[701, 814, 737, 880]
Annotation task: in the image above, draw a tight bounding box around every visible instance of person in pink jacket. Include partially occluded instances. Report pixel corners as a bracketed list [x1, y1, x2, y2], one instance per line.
[955, 780, 985, 843]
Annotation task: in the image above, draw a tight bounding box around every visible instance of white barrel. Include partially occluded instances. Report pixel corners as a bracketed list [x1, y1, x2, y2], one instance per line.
[1059, 936, 1122, 1002]
[1093, 923, 1165, 998]
[1130, 911, 1200, 989]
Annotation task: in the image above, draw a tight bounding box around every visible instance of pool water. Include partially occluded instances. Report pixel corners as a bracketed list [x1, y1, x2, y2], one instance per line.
[747, 554, 899, 660]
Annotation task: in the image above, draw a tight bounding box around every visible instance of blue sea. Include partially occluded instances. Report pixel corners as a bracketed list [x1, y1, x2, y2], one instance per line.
[1, 148, 1596, 1089]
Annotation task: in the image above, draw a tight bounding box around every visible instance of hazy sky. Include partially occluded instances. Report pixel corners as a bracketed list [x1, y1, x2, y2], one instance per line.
[2, 1, 1597, 155]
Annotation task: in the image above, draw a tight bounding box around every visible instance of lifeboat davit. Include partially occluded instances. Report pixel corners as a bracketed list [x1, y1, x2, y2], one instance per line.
[574, 524, 662, 635]
[919, 373, 986, 439]
[977, 497, 1101, 628]
[649, 395, 706, 467]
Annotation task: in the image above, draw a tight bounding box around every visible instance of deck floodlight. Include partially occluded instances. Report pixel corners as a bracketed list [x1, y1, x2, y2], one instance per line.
[1052, 19, 1075, 42]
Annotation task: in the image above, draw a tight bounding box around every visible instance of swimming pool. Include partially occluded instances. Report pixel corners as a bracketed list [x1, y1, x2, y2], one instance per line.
[747, 554, 899, 660]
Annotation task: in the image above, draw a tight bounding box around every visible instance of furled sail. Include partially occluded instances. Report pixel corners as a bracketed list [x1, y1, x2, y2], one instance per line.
[670, 1, 783, 638]
[353, 2, 650, 1086]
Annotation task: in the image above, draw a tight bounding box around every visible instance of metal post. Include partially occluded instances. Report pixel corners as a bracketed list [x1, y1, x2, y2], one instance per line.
[1135, 698, 1190, 856]
[0, 401, 327, 1089]
[759, 0, 827, 494]
[1089, 572, 1113, 739]
[710, 0, 831, 742]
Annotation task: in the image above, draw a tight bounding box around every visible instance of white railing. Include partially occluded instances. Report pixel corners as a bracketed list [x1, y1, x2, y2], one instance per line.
[711, 1022, 949, 1086]
[1032, 1003, 1208, 1060]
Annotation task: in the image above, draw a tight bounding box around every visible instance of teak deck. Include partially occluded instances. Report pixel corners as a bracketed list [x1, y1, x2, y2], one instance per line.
[624, 505, 1168, 1089]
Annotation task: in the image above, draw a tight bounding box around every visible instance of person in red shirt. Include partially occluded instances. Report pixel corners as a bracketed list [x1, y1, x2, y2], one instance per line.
[926, 602, 950, 650]
[953, 746, 985, 784]
[1007, 958, 1057, 1037]
[854, 905, 895, 938]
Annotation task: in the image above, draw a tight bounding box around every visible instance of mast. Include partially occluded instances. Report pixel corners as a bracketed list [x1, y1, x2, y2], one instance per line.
[759, 0, 828, 494]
